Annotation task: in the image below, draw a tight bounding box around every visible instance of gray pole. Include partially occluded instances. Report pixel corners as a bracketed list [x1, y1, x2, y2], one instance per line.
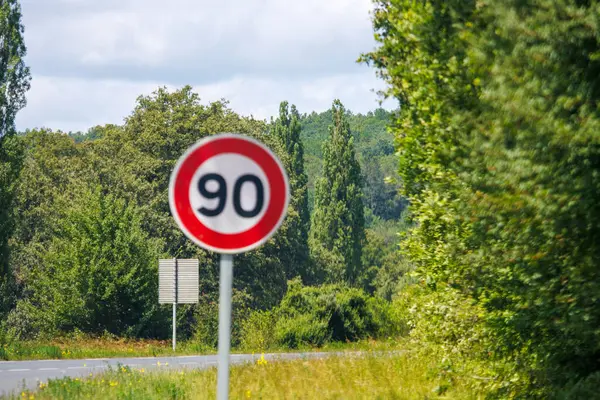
[173, 258, 177, 352]
[217, 254, 233, 400]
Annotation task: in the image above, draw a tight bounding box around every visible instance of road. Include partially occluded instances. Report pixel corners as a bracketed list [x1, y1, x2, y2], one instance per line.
[0, 351, 342, 396]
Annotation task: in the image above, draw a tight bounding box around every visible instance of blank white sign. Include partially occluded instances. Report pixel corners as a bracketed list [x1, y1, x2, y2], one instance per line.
[158, 258, 199, 304]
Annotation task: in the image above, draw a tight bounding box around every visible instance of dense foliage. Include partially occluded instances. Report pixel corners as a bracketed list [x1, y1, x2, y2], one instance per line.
[239, 278, 402, 350]
[361, 0, 600, 396]
[309, 100, 365, 285]
[0, 85, 404, 346]
[270, 102, 311, 283]
[0, 0, 30, 141]
[0, 0, 30, 320]
[300, 107, 405, 220]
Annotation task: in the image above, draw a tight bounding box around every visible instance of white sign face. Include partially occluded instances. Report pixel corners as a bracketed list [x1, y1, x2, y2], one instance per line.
[189, 153, 271, 235]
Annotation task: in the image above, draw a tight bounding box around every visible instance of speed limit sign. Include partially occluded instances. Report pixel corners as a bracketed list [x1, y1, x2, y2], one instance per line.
[169, 133, 290, 254]
[168, 133, 290, 400]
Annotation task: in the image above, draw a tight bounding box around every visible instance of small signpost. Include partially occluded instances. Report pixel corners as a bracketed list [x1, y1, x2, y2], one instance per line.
[158, 258, 199, 350]
[168, 133, 290, 400]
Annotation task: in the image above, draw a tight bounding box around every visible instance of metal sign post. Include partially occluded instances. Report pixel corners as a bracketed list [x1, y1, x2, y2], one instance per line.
[168, 134, 290, 400]
[173, 258, 177, 351]
[159, 258, 199, 351]
[217, 254, 233, 400]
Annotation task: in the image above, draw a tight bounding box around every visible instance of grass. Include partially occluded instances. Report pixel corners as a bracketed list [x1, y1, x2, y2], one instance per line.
[6, 347, 489, 399]
[0, 336, 405, 361]
[0, 337, 213, 361]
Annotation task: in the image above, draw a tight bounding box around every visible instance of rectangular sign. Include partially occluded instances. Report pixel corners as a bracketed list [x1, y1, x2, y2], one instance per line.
[158, 258, 199, 304]
[158, 259, 176, 304]
[177, 259, 199, 303]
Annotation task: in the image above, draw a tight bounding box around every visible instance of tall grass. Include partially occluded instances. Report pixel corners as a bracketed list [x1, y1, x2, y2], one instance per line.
[9, 350, 487, 399]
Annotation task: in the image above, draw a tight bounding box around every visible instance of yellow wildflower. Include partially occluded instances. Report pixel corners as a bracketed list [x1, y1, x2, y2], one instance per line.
[109, 381, 118, 387]
[256, 353, 267, 366]
[245, 390, 251, 398]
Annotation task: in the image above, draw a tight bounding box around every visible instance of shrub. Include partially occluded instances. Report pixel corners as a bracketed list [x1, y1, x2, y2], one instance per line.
[265, 278, 400, 349]
[239, 310, 276, 352]
[366, 296, 409, 339]
[193, 289, 252, 350]
[275, 312, 331, 348]
[392, 284, 489, 359]
[7, 188, 164, 339]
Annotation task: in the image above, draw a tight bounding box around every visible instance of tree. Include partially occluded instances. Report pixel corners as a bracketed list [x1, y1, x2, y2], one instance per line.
[7, 187, 164, 338]
[0, 0, 29, 143]
[0, 0, 30, 321]
[0, 135, 22, 317]
[271, 101, 310, 282]
[361, 0, 600, 395]
[309, 100, 365, 284]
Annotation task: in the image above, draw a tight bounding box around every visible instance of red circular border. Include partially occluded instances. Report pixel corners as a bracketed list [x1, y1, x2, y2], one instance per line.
[171, 136, 288, 251]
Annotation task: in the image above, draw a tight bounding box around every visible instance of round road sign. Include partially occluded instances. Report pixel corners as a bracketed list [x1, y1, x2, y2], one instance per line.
[169, 133, 290, 254]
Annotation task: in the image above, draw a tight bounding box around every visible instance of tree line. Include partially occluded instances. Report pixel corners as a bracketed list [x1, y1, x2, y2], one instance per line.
[0, 75, 406, 341]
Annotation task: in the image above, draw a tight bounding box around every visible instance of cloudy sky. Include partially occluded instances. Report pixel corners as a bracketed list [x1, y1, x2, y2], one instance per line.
[15, 0, 395, 133]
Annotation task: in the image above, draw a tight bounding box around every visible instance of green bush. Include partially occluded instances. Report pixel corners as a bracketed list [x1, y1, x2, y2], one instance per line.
[238, 278, 406, 351]
[6, 188, 164, 339]
[275, 312, 331, 348]
[193, 289, 252, 350]
[366, 296, 409, 339]
[245, 278, 400, 349]
[239, 310, 276, 352]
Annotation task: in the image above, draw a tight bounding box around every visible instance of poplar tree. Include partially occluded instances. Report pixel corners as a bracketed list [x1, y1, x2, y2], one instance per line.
[271, 101, 310, 281]
[309, 99, 364, 284]
[0, 0, 29, 143]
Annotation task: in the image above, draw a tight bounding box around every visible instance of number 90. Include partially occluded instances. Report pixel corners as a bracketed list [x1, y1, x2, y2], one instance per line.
[197, 173, 265, 218]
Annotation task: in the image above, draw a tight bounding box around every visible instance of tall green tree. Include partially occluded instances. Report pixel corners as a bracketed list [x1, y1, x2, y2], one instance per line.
[0, 0, 30, 319]
[361, 0, 600, 395]
[271, 101, 310, 282]
[7, 186, 164, 338]
[0, 0, 29, 142]
[309, 100, 365, 284]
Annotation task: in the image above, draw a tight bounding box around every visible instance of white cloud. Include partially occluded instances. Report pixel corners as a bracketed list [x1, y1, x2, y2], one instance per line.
[16, 76, 172, 132]
[21, 0, 377, 81]
[16, 71, 395, 132]
[15, 0, 393, 132]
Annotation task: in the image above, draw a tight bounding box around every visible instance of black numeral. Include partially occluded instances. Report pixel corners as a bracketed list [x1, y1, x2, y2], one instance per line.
[233, 174, 264, 218]
[197, 173, 227, 216]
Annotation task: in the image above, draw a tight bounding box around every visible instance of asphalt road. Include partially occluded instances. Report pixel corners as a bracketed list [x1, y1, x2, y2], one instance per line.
[0, 351, 340, 396]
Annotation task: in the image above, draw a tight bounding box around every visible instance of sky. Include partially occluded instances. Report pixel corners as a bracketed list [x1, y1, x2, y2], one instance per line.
[15, 0, 396, 133]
